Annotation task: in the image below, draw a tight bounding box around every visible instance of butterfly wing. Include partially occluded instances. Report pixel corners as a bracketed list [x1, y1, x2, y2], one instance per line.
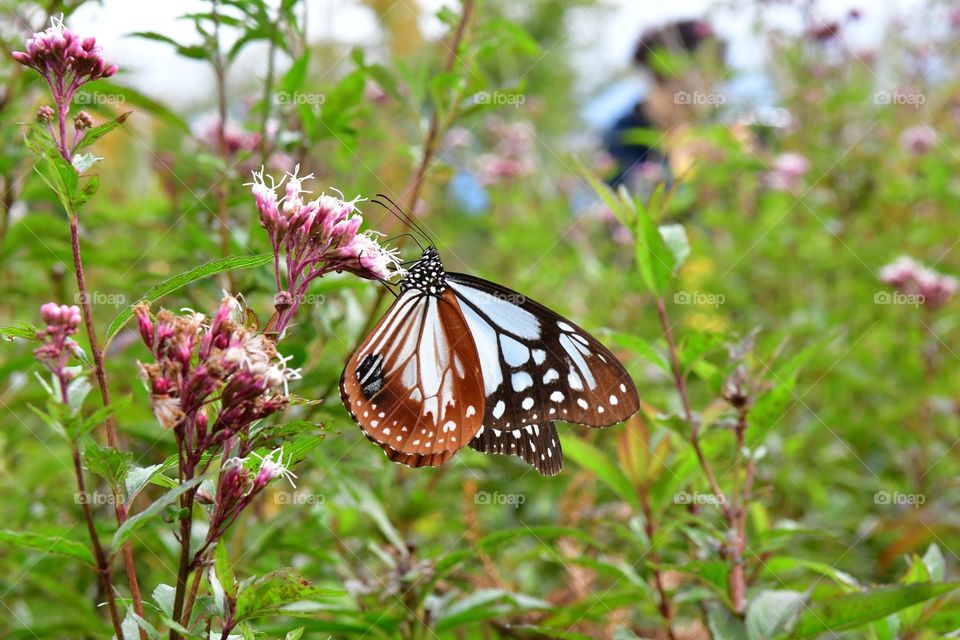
[469, 422, 564, 476]
[447, 273, 639, 474]
[340, 288, 485, 467]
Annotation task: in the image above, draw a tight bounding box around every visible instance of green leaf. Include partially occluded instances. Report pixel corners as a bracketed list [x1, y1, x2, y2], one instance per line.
[152, 583, 176, 618]
[77, 394, 131, 440]
[338, 481, 407, 553]
[922, 544, 945, 583]
[746, 590, 806, 640]
[562, 437, 640, 509]
[0, 321, 41, 342]
[104, 253, 273, 343]
[790, 583, 960, 639]
[604, 330, 669, 374]
[659, 223, 690, 270]
[280, 51, 310, 94]
[0, 530, 95, 565]
[632, 194, 675, 296]
[74, 111, 131, 151]
[112, 476, 206, 549]
[434, 589, 552, 632]
[214, 542, 237, 599]
[83, 440, 133, 490]
[578, 162, 632, 226]
[124, 461, 174, 504]
[708, 603, 750, 640]
[234, 568, 343, 622]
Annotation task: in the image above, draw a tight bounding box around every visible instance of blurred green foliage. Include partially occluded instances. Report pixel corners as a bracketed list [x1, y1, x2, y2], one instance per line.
[1, 0, 960, 638]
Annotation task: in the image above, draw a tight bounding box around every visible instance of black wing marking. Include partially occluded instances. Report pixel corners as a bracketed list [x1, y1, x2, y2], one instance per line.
[468, 422, 563, 476]
[447, 272, 640, 431]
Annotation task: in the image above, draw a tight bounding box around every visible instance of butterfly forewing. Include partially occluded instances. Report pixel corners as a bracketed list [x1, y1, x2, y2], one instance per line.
[447, 273, 640, 432]
[341, 287, 485, 465]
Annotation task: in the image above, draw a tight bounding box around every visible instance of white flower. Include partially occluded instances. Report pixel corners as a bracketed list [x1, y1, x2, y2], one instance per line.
[150, 395, 183, 430]
[253, 447, 298, 487]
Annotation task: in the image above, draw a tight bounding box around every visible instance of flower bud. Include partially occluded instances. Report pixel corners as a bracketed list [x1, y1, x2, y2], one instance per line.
[36, 105, 55, 123]
[74, 111, 94, 131]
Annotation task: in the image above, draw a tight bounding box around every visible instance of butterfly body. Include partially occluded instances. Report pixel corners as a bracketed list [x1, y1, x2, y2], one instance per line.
[341, 248, 639, 475]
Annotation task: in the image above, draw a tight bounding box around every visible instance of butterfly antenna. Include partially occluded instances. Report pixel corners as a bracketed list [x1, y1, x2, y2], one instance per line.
[385, 231, 425, 252]
[370, 198, 430, 249]
[375, 193, 434, 247]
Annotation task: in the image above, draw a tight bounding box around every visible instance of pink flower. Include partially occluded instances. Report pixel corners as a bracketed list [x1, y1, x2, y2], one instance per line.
[880, 256, 958, 310]
[136, 296, 299, 433]
[473, 118, 537, 186]
[766, 152, 810, 192]
[899, 125, 937, 155]
[34, 302, 83, 383]
[249, 167, 404, 335]
[12, 16, 117, 93]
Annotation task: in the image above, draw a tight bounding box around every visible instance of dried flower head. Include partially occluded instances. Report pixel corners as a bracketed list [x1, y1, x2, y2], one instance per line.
[136, 296, 300, 435]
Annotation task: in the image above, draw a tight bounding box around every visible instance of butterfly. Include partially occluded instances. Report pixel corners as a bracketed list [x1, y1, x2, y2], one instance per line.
[340, 207, 639, 476]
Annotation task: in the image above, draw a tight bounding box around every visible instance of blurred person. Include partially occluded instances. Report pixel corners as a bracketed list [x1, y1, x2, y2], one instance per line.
[603, 19, 727, 190]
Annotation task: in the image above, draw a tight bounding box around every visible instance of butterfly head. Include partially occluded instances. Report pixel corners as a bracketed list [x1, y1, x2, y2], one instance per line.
[400, 247, 446, 296]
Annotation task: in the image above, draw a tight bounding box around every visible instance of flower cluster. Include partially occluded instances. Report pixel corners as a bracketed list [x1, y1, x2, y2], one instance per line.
[899, 125, 937, 155]
[134, 297, 300, 454]
[12, 17, 117, 162]
[880, 256, 959, 310]
[197, 448, 297, 560]
[33, 303, 83, 384]
[11, 16, 117, 89]
[250, 168, 403, 334]
[473, 118, 537, 186]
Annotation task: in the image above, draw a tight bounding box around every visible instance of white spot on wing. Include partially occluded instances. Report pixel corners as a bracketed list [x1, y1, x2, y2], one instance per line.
[543, 369, 559, 383]
[550, 391, 564, 402]
[500, 334, 530, 366]
[451, 282, 541, 339]
[512, 371, 533, 391]
[521, 397, 534, 410]
[492, 400, 506, 419]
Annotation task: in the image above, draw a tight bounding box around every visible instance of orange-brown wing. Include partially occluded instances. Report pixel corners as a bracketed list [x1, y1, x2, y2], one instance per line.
[341, 288, 484, 467]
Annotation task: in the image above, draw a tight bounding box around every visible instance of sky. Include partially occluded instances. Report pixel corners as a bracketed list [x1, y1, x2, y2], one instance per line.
[58, 0, 931, 108]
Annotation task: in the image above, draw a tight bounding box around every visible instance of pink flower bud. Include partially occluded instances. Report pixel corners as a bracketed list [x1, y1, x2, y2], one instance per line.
[133, 303, 155, 348]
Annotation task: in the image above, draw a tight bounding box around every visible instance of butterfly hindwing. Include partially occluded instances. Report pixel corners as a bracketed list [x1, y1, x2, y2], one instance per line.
[468, 422, 563, 476]
[447, 273, 640, 433]
[340, 287, 485, 466]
